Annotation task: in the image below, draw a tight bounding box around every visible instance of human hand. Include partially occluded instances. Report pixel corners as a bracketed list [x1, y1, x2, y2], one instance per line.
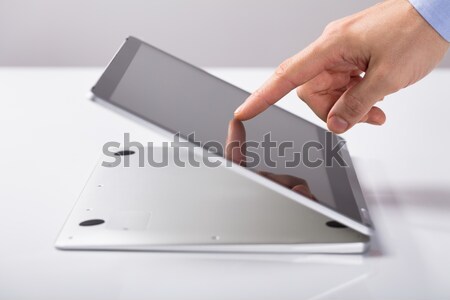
[234, 0, 449, 133]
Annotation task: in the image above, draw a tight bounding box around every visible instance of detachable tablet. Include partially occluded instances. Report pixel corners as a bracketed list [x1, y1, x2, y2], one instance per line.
[56, 36, 374, 253]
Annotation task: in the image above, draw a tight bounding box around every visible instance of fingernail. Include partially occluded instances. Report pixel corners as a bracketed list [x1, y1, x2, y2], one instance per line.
[234, 104, 244, 115]
[329, 116, 349, 133]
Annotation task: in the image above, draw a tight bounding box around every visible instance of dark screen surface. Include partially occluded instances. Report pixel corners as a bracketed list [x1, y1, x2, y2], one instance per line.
[97, 38, 364, 223]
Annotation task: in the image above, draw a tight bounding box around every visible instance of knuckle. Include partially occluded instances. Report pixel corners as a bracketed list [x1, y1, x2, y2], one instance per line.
[252, 86, 265, 99]
[323, 18, 352, 39]
[319, 22, 351, 54]
[253, 86, 272, 108]
[275, 58, 292, 79]
[342, 93, 367, 118]
[312, 37, 332, 55]
[253, 87, 263, 96]
[323, 20, 341, 36]
[322, 17, 359, 47]
[274, 58, 296, 88]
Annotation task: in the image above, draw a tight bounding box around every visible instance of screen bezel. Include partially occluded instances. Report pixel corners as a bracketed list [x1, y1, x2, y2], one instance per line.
[91, 36, 373, 235]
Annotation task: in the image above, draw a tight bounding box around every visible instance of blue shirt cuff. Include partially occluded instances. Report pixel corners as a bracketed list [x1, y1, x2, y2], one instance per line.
[409, 0, 450, 42]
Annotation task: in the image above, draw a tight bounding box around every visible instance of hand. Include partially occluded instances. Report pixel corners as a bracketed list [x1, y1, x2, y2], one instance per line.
[234, 0, 449, 133]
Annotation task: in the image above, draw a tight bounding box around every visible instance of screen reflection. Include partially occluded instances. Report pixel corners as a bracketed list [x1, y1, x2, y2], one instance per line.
[226, 118, 317, 202]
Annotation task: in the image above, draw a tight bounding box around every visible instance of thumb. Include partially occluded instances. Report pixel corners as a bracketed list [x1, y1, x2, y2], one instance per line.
[327, 69, 390, 133]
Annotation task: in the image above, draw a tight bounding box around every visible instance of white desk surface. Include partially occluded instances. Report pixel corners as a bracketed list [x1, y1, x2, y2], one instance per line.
[0, 67, 449, 300]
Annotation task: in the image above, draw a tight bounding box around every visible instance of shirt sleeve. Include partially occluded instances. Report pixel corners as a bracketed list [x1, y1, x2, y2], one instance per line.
[409, 0, 450, 42]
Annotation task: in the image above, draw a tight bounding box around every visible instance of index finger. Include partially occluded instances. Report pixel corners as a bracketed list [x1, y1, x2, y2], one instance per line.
[234, 41, 330, 121]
